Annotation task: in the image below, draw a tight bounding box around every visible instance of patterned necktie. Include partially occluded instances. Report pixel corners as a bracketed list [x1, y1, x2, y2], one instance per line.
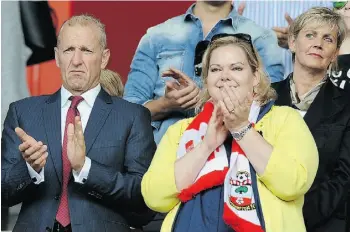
[56, 96, 84, 226]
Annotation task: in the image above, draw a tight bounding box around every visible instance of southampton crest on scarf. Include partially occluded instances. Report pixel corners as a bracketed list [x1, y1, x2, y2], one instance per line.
[176, 101, 264, 232]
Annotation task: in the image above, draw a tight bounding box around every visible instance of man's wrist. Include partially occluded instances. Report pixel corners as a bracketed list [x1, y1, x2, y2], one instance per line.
[72, 157, 86, 173]
[158, 96, 172, 113]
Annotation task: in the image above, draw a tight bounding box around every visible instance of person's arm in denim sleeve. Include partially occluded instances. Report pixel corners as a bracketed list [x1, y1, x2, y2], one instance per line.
[254, 30, 285, 83]
[124, 33, 157, 106]
[123, 33, 163, 130]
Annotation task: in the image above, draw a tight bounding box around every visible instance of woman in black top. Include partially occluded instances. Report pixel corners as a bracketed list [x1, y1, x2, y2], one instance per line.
[273, 7, 350, 232]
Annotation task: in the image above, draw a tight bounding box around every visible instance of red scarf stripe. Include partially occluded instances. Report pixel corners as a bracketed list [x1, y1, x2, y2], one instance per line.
[178, 167, 229, 202]
[223, 204, 264, 232]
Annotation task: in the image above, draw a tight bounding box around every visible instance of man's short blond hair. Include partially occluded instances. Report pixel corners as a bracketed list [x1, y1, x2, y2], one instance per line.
[57, 14, 107, 49]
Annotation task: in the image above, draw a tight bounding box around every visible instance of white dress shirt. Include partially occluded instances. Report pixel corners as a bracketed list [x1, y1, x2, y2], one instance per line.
[26, 84, 101, 184]
[297, 110, 307, 118]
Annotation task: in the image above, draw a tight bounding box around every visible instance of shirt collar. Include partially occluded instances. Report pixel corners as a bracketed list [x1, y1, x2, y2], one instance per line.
[289, 75, 326, 110]
[61, 84, 101, 108]
[184, 3, 238, 26]
[184, 3, 196, 19]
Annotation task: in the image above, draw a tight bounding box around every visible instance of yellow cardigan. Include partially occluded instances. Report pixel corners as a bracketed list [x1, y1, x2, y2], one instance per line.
[141, 106, 319, 232]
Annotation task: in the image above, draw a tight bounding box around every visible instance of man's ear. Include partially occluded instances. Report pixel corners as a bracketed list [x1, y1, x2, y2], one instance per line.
[101, 49, 110, 69]
[54, 47, 60, 68]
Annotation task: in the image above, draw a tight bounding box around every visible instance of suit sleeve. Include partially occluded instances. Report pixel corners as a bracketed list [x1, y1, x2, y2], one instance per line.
[303, 118, 350, 229]
[76, 105, 157, 212]
[1, 103, 40, 207]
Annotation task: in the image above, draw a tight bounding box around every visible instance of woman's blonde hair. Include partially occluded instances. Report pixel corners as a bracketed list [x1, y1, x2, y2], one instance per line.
[289, 7, 347, 48]
[288, 7, 347, 71]
[196, 36, 276, 112]
[100, 69, 124, 97]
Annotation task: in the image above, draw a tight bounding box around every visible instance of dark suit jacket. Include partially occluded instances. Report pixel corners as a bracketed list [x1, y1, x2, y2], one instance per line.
[1, 88, 157, 232]
[273, 76, 350, 232]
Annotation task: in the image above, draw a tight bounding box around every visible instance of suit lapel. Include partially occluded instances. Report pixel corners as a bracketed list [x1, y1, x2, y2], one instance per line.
[305, 81, 348, 130]
[42, 90, 62, 184]
[274, 76, 348, 131]
[276, 78, 348, 130]
[84, 89, 113, 155]
[303, 83, 326, 130]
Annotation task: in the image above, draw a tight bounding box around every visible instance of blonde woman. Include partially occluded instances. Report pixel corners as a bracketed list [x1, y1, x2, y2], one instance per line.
[272, 7, 350, 232]
[141, 33, 319, 232]
[100, 69, 124, 97]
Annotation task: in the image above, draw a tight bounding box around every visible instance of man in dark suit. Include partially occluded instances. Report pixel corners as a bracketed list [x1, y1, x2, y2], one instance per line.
[1, 14, 156, 232]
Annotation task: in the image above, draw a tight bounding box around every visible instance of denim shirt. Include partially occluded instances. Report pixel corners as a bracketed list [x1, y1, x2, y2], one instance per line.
[124, 4, 284, 144]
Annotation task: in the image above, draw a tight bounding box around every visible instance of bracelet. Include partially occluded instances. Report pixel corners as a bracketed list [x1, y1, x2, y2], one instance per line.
[230, 123, 253, 141]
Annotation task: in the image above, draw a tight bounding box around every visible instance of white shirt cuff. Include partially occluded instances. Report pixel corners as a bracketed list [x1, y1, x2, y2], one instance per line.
[26, 162, 45, 184]
[72, 157, 91, 184]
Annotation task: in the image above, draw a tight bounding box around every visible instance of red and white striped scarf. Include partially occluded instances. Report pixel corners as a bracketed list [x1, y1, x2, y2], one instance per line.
[176, 101, 264, 232]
